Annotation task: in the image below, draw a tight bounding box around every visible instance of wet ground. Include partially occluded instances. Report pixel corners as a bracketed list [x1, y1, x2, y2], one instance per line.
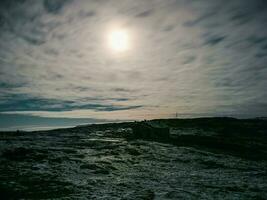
[0, 120, 267, 199]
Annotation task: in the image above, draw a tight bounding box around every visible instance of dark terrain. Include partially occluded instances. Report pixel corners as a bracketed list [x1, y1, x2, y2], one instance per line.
[0, 118, 267, 199]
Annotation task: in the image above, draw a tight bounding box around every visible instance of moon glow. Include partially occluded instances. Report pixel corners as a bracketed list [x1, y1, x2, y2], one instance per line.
[108, 29, 129, 52]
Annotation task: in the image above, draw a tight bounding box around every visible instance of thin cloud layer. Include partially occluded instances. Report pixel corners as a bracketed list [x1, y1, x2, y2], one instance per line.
[0, 0, 267, 129]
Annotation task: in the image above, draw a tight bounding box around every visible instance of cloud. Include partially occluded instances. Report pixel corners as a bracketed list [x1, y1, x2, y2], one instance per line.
[203, 35, 226, 46]
[0, 0, 267, 130]
[135, 9, 153, 18]
[183, 11, 217, 27]
[78, 10, 96, 18]
[0, 95, 143, 112]
[43, 0, 71, 14]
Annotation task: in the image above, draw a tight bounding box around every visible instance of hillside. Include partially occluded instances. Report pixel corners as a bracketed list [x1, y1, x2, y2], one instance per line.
[0, 118, 267, 199]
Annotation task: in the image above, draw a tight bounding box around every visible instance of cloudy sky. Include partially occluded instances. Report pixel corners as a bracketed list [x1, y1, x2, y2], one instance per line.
[0, 0, 267, 130]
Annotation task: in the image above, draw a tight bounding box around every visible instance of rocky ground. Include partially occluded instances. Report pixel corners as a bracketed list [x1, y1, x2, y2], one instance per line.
[0, 118, 267, 199]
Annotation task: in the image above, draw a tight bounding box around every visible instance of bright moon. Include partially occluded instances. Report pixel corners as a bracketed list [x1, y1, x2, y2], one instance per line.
[108, 29, 129, 52]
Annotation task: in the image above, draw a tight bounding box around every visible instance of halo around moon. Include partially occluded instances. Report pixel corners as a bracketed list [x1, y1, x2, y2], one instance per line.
[108, 29, 129, 52]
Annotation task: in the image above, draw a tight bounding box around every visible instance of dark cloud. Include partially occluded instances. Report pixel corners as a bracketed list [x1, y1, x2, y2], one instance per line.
[135, 9, 153, 18]
[0, 82, 24, 89]
[98, 105, 142, 112]
[112, 88, 135, 93]
[255, 53, 266, 58]
[0, 0, 48, 46]
[43, 0, 71, 14]
[182, 56, 196, 65]
[163, 25, 174, 32]
[0, 14, 5, 27]
[44, 48, 59, 56]
[203, 35, 226, 46]
[183, 11, 217, 27]
[22, 35, 45, 45]
[214, 77, 240, 88]
[230, 12, 251, 25]
[247, 36, 267, 45]
[78, 10, 96, 18]
[0, 96, 142, 112]
[262, 44, 267, 50]
[113, 98, 130, 102]
[0, 0, 26, 9]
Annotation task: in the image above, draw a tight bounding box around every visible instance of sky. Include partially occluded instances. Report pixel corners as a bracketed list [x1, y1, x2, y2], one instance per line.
[0, 0, 267, 130]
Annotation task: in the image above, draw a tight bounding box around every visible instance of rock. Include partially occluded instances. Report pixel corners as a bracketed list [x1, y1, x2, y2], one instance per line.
[80, 163, 99, 170]
[2, 147, 47, 161]
[164, 191, 178, 198]
[140, 190, 155, 200]
[125, 190, 155, 200]
[94, 169, 110, 175]
[80, 163, 113, 174]
[126, 147, 141, 156]
[131, 122, 170, 141]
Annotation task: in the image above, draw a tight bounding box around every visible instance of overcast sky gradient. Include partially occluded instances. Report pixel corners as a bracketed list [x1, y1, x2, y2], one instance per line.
[0, 0, 267, 130]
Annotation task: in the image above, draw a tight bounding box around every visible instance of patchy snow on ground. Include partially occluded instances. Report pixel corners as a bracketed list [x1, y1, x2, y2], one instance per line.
[0, 122, 267, 199]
